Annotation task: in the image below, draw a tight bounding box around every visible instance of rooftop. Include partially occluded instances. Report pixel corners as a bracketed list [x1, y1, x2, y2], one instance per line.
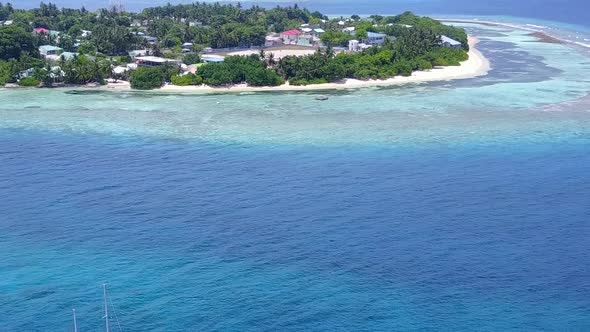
[441, 35, 462, 45]
[367, 32, 387, 38]
[135, 56, 181, 64]
[39, 45, 63, 52]
[281, 29, 301, 36]
[201, 55, 225, 63]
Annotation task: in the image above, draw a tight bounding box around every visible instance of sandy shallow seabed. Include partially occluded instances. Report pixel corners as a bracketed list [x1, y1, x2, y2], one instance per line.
[101, 36, 489, 93]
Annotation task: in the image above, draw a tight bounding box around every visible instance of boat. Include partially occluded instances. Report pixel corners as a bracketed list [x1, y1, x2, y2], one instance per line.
[71, 284, 122, 332]
[315, 95, 329, 101]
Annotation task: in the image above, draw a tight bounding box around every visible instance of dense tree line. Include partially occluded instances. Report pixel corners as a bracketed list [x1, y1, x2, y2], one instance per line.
[0, 2, 14, 21]
[130, 63, 180, 90]
[141, 3, 323, 49]
[0, 3, 470, 89]
[381, 12, 469, 50]
[277, 28, 468, 85]
[197, 54, 283, 87]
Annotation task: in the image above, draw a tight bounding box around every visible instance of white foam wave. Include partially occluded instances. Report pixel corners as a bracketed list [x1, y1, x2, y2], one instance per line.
[526, 24, 549, 29]
[573, 41, 590, 48]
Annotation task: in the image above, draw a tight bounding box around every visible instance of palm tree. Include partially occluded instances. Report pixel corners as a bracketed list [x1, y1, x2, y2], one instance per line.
[267, 52, 276, 68]
[259, 49, 266, 62]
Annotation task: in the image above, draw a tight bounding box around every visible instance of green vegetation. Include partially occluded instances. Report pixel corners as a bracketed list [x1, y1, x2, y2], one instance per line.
[198, 55, 283, 87]
[60, 55, 112, 84]
[0, 3, 469, 89]
[171, 73, 203, 86]
[130, 64, 179, 90]
[0, 60, 12, 84]
[320, 31, 353, 47]
[183, 53, 200, 65]
[381, 12, 469, 50]
[276, 25, 468, 84]
[18, 76, 40, 86]
[130, 66, 165, 90]
[0, 25, 37, 60]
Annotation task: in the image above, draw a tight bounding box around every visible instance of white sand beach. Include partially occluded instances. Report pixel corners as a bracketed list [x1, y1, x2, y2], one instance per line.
[109, 37, 489, 93]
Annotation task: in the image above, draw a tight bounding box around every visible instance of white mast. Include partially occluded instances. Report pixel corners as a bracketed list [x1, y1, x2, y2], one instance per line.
[72, 309, 78, 332]
[103, 284, 110, 332]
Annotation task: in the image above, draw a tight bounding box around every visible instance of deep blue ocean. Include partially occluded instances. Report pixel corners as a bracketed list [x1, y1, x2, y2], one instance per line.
[3, 2, 590, 331]
[1, 130, 589, 331]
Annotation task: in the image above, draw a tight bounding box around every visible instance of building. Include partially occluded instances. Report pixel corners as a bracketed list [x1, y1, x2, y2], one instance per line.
[60, 52, 79, 61]
[135, 56, 182, 67]
[80, 30, 92, 38]
[366, 32, 387, 45]
[348, 40, 373, 52]
[342, 27, 356, 35]
[201, 55, 225, 63]
[3, 20, 13, 26]
[265, 36, 282, 47]
[45, 51, 79, 62]
[39, 45, 63, 58]
[348, 39, 359, 52]
[34, 27, 50, 34]
[297, 35, 313, 46]
[129, 50, 148, 60]
[280, 29, 302, 44]
[181, 42, 193, 52]
[143, 36, 158, 44]
[441, 35, 462, 49]
[313, 28, 325, 36]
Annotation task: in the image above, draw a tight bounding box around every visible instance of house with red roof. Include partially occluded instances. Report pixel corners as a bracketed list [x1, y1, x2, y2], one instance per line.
[34, 28, 50, 34]
[280, 29, 302, 44]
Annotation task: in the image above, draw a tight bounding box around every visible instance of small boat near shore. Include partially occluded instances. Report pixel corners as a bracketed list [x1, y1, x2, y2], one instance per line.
[315, 95, 329, 101]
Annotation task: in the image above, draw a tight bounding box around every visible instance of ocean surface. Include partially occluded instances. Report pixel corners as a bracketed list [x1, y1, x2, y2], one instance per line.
[1, 21, 590, 331]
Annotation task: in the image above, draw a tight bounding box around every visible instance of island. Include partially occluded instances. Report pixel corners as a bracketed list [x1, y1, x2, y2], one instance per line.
[0, 2, 488, 92]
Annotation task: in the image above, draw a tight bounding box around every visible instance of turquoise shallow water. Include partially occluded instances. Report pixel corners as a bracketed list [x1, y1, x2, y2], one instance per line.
[1, 22, 590, 331]
[1, 23, 590, 145]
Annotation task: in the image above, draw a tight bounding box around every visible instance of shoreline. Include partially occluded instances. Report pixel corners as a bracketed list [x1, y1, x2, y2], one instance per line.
[154, 36, 489, 93]
[2, 37, 489, 94]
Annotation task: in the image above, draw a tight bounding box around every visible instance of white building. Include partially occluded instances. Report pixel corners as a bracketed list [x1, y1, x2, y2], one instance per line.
[348, 39, 359, 52]
[342, 27, 356, 35]
[201, 55, 225, 63]
[39, 45, 63, 58]
[135, 56, 182, 67]
[366, 32, 387, 45]
[181, 42, 194, 52]
[441, 35, 462, 48]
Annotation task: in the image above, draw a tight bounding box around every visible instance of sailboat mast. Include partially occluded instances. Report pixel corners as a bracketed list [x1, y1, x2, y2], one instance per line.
[72, 309, 78, 332]
[103, 284, 110, 332]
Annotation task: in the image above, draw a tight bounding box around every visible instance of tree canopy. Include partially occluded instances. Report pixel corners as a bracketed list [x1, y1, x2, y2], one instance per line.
[0, 25, 36, 60]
